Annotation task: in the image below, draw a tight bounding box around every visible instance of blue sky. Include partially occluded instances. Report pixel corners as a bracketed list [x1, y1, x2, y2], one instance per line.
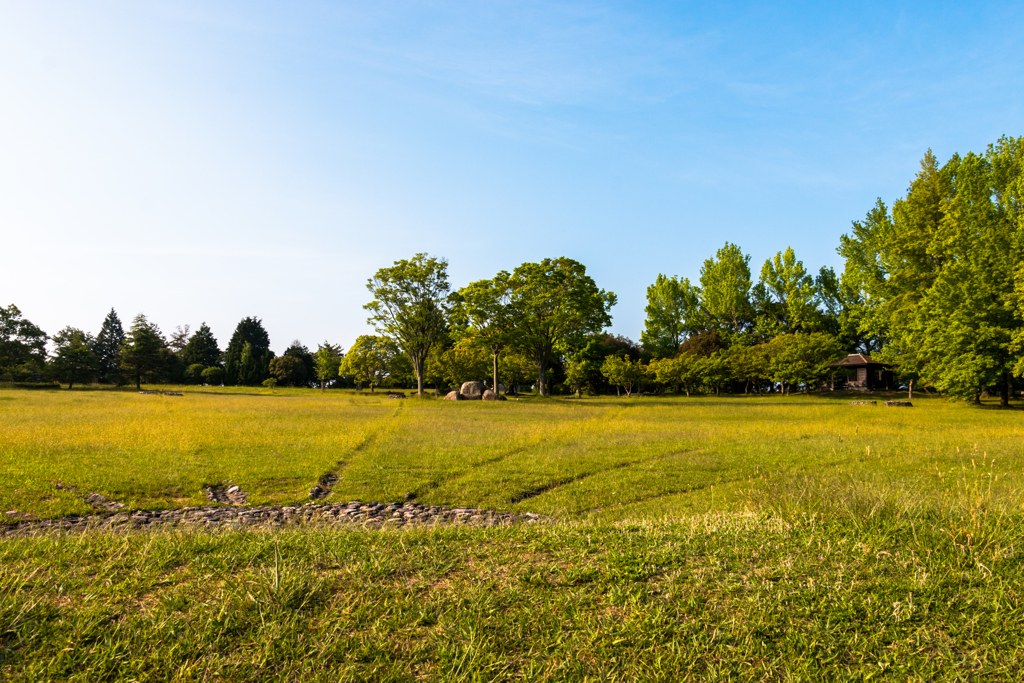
[2, 1, 1021, 352]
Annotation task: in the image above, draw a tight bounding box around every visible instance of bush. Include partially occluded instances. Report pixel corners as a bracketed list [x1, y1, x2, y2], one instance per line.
[262, 378, 278, 388]
[184, 364, 206, 384]
[200, 367, 224, 386]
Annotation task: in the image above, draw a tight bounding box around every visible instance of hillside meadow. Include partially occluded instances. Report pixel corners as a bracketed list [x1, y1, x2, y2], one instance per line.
[3, 386, 1024, 680]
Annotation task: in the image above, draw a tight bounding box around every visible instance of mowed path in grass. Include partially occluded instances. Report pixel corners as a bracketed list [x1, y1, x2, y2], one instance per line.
[2, 387, 1023, 520]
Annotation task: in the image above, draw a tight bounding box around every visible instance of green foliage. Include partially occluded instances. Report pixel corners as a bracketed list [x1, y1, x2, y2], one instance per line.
[269, 356, 307, 388]
[180, 323, 222, 368]
[200, 366, 224, 386]
[0, 304, 47, 382]
[506, 257, 616, 396]
[262, 377, 278, 389]
[313, 342, 343, 392]
[600, 354, 645, 397]
[699, 242, 753, 336]
[649, 352, 701, 396]
[225, 317, 272, 386]
[497, 351, 535, 395]
[437, 344, 490, 388]
[839, 140, 1024, 402]
[119, 314, 166, 390]
[755, 246, 819, 335]
[764, 333, 845, 393]
[92, 309, 124, 384]
[184, 363, 206, 384]
[343, 335, 398, 393]
[283, 342, 315, 388]
[48, 327, 98, 389]
[365, 254, 450, 396]
[724, 343, 770, 394]
[641, 274, 701, 358]
[451, 271, 516, 392]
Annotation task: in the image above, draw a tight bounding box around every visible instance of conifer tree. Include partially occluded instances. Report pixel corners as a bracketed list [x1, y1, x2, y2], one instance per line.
[93, 309, 125, 384]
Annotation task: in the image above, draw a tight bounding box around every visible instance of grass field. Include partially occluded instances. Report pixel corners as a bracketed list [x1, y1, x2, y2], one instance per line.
[2, 385, 1023, 520]
[3, 386, 1024, 680]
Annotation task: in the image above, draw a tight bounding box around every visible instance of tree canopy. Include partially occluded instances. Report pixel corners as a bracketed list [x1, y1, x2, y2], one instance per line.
[365, 254, 450, 397]
[505, 257, 616, 396]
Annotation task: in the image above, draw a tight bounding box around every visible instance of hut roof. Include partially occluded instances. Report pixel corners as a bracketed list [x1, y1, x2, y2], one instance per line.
[829, 353, 887, 368]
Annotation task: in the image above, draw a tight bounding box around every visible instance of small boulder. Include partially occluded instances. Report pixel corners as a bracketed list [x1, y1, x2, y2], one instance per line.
[460, 381, 486, 399]
[884, 400, 913, 407]
[444, 390, 463, 401]
[481, 389, 507, 401]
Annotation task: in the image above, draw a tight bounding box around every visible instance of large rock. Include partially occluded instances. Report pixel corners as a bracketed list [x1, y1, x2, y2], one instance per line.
[444, 390, 463, 401]
[460, 381, 486, 400]
[481, 389, 506, 401]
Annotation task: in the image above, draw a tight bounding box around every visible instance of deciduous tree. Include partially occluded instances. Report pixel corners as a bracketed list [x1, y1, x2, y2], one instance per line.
[698, 242, 753, 338]
[506, 257, 616, 396]
[343, 335, 395, 393]
[365, 254, 450, 397]
[0, 304, 47, 381]
[641, 274, 701, 358]
[49, 327, 98, 389]
[313, 342, 343, 392]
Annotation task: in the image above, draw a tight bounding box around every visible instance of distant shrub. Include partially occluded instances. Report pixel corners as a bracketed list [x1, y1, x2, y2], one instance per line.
[262, 377, 278, 389]
[200, 367, 224, 386]
[184, 364, 206, 384]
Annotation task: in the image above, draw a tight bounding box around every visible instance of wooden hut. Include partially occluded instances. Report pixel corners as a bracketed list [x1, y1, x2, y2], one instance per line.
[829, 354, 894, 391]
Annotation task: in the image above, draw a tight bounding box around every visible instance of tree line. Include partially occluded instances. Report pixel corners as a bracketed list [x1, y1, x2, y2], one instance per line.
[2, 137, 1022, 402]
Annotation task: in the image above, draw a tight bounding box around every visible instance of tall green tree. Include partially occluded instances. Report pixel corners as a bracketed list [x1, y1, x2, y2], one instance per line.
[755, 247, 819, 335]
[93, 309, 124, 384]
[364, 254, 450, 397]
[839, 140, 1024, 404]
[49, 327, 98, 389]
[698, 242, 753, 338]
[505, 257, 616, 396]
[168, 325, 190, 352]
[283, 341, 315, 388]
[0, 304, 47, 381]
[224, 317, 272, 386]
[120, 314, 166, 389]
[451, 272, 516, 395]
[641, 274, 701, 358]
[313, 342, 344, 392]
[179, 323, 222, 367]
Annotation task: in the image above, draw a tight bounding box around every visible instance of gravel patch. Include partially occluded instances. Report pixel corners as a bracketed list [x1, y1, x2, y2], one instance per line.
[0, 501, 547, 536]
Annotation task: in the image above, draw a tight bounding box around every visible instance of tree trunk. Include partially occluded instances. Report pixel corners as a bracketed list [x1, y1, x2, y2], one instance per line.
[493, 350, 499, 397]
[1001, 372, 1010, 407]
[320, 380, 325, 393]
[537, 362, 548, 396]
[908, 379, 914, 401]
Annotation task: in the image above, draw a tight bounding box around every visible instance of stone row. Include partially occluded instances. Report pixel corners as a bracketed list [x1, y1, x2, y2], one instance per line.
[0, 500, 546, 537]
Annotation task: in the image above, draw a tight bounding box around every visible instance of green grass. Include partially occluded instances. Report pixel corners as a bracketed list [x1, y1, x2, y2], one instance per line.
[2, 386, 1023, 520]
[3, 386, 1024, 680]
